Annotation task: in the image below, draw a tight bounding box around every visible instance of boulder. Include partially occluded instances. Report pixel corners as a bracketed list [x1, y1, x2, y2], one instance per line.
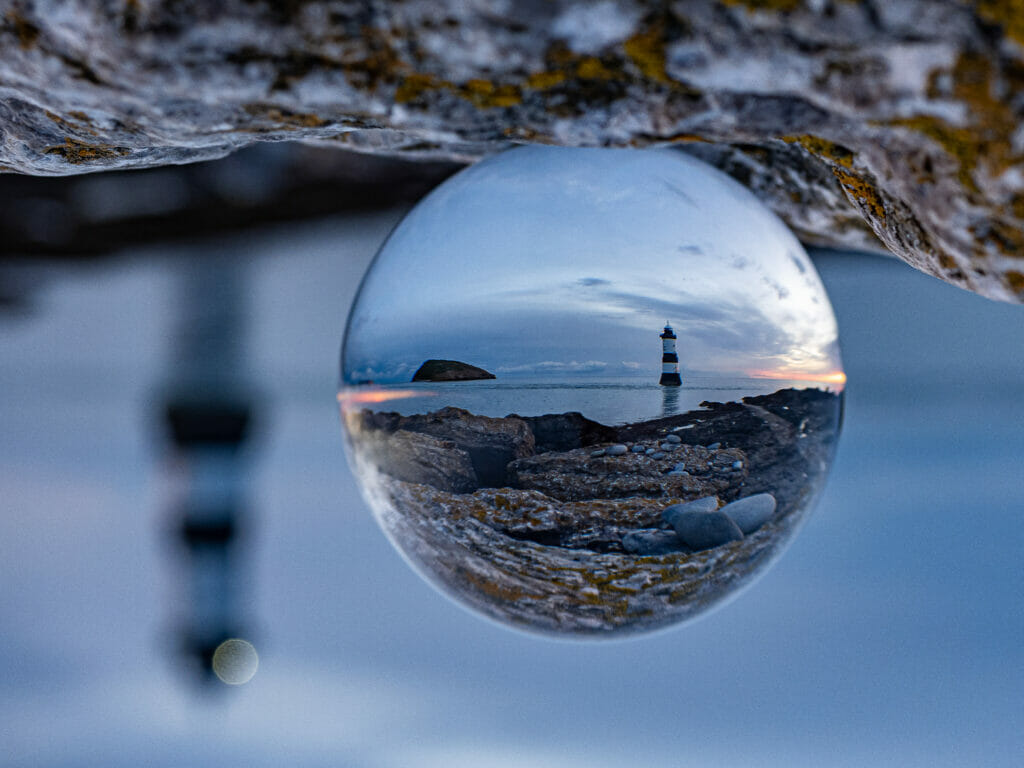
[662, 496, 720, 524]
[665, 510, 744, 552]
[721, 493, 777, 535]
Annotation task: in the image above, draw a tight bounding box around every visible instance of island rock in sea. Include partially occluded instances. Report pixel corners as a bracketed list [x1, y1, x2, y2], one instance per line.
[412, 360, 496, 383]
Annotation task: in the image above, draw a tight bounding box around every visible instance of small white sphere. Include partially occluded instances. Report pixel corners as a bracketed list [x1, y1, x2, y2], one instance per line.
[212, 638, 259, 685]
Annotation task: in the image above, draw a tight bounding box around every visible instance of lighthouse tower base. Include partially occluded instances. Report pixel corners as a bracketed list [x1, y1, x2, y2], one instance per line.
[659, 372, 681, 387]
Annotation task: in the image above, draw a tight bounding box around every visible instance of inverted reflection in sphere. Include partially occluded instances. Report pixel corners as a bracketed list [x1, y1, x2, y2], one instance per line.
[340, 147, 844, 637]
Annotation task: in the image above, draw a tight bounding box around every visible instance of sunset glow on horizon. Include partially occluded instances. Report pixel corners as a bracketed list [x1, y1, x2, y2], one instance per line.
[748, 369, 847, 387]
[337, 389, 434, 410]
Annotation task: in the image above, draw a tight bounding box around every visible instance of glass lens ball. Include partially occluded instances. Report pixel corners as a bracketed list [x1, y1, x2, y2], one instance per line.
[339, 146, 844, 637]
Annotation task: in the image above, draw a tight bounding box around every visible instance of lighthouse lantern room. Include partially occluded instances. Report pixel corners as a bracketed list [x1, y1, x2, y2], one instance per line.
[659, 323, 682, 386]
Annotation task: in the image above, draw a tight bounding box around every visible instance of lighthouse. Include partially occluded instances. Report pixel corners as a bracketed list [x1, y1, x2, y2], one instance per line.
[659, 323, 682, 386]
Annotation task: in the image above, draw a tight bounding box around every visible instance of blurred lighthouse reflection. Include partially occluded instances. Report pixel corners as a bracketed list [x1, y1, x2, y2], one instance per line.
[161, 254, 259, 686]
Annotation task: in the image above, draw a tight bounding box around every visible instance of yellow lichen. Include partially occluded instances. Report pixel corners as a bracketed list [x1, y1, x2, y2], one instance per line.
[243, 104, 328, 128]
[576, 57, 618, 81]
[977, 0, 1024, 46]
[43, 137, 129, 163]
[783, 134, 855, 168]
[396, 73, 521, 108]
[394, 73, 444, 103]
[889, 51, 1021, 193]
[1005, 270, 1024, 295]
[459, 79, 522, 108]
[831, 167, 887, 223]
[525, 70, 566, 90]
[623, 19, 669, 83]
[460, 569, 534, 603]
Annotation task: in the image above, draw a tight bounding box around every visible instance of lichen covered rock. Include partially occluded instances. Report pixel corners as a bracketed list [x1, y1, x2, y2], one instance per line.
[2, 1, 1023, 299]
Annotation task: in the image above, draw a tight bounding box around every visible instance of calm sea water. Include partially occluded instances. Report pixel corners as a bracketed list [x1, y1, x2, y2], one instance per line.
[353, 376, 829, 427]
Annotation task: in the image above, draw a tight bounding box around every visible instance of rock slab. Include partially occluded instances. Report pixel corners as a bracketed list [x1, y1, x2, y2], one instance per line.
[2, 1, 1022, 300]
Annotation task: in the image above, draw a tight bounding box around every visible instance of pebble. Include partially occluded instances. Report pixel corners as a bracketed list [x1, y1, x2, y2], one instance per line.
[665, 433, 682, 444]
[720, 493, 776, 534]
[606, 444, 628, 456]
[664, 510, 742, 551]
[622, 529, 686, 556]
[651, 452, 666, 460]
[731, 460, 743, 470]
[590, 449, 606, 458]
[631, 445, 647, 453]
[662, 496, 719, 523]
[672, 462, 688, 472]
[645, 448, 656, 456]
[708, 442, 721, 450]
[659, 442, 676, 451]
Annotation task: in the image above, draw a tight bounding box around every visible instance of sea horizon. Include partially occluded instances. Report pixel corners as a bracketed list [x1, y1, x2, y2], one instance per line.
[342, 375, 842, 427]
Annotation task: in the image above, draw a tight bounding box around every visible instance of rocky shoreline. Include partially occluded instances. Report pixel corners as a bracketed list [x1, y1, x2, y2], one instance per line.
[348, 387, 841, 635]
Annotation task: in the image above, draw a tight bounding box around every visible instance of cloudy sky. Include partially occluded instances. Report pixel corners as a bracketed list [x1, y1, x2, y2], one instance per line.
[343, 147, 842, 385]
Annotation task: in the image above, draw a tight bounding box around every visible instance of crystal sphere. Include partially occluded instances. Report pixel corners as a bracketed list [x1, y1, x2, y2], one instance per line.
[339, 147, 844, 637]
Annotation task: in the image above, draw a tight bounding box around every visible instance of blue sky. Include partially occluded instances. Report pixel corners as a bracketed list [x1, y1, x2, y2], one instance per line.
[343, 148, 842, 385]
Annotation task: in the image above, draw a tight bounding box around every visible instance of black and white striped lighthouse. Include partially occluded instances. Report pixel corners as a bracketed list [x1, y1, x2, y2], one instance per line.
[659, 323, 682, 386]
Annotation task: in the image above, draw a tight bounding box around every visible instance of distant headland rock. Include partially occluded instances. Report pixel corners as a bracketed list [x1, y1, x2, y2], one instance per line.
[412, 359, 496, 383]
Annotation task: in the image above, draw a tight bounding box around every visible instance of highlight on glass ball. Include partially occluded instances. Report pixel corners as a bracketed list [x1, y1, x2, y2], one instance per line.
[339, 146, 844, 638]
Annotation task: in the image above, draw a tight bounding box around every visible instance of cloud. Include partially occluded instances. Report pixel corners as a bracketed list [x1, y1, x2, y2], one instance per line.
[496, 360, 609, 374]
[576, 277, 611, 287]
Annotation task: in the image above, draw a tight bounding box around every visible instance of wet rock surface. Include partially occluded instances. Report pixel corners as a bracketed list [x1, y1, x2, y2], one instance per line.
[2, 2, 1022, 300]
[349, 387, 842, 634]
